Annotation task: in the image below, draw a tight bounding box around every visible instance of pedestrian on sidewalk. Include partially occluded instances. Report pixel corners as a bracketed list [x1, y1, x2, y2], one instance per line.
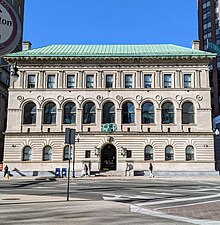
[81, 164, 86, 177]
[84, 164, 89, 176]
[4, 165, 8, 177]
[149, 163, 154, 178]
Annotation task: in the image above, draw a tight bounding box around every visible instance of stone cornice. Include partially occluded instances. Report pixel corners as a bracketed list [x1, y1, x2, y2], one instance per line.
[5, 131, 214, 138]
[4, 56, 214, 65]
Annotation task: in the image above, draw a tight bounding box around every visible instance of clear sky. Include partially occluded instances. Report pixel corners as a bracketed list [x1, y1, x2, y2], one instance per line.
[23, 0, 198, 49]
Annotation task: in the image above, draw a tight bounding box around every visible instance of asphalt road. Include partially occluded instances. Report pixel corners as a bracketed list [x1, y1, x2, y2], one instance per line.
[1, 177, 220, 225]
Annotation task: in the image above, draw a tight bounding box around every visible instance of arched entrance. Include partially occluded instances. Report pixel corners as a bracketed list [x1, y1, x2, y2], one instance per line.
[101, 144, 117, 171]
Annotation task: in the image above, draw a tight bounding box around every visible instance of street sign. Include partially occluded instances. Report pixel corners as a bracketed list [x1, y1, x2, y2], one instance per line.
[0, 0, 21, 56]
[65, 128, 76, 145]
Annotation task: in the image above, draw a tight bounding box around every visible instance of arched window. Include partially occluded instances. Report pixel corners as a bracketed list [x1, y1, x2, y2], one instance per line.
[162, 102, 174, 124]
[144, 145, 153, 160]
[63, 102, 76, 124]
[182, 102, 194, 124]
[22, 146, 32, 161]
[142, 102, 154, 124]
[43, 102, 56, 124]
[43, 146, 52, 161]
[102, 102, 115, 123]
[63, 146, 72, 160]
[122, 102, 135, 124]
[83, 102, 96, 124]
[165, 145, 174, 161]
[23, 102, 36, 124]
[186, 145, 194, 161]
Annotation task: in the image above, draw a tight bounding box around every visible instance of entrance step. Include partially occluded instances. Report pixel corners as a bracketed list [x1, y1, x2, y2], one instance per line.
[99, 171, 124, 177]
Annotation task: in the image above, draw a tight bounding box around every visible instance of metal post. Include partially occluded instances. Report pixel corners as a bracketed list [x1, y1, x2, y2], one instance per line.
[67, 144, 71, 201]
[72, 142, 75, 178]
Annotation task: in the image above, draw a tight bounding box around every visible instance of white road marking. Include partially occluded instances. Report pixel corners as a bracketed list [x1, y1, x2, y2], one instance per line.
[141, 191, 181, 196]
[130, 205, 220, 225]
[137, 193, 220, 206]
[155, 199, 220, 210]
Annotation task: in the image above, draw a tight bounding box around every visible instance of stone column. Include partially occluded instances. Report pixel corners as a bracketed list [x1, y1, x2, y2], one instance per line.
[176, 108, 182, 131]
[136, 108, 142, 131]
[56, 109, 62, 131]
[96, 108, 102, 131]
[116, 108, 122, 131]
[76, 108, 83, 132]
[137, 70, 142, 88]
[39, 70, 45, 88]
[156, 108, 162, 132]
[36, 109, 42, 132]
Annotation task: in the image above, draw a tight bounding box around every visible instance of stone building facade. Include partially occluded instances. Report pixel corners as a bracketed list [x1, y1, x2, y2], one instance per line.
[3, 43, 217, 176]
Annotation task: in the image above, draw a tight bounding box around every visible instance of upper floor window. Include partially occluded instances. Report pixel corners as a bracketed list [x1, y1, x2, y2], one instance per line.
[122, 102, 135, 124]
[43, 146, 52, 161]
[182, 102, 194, 124]
[144, 145, 153, 160]
[83, 102, 96, 124]
[164, 74, 172, 88]
[125, 74, 133, 88]
[102, 102, 115, 123]
[165, 145, 174, 161]
[43, 102, 56, 124]
[63, 102, 76, 124]
[27, 75, 36, 88]
[67, 75, 75, 88]
[142, 102, 154, 124]
[162, 102, 174, 124]
[144, 74, 152, 88]
[86, 75, 94, 88]
[47, 75, 56, 88]
[23, 102, 36, 124]
[22, 146, 32, 161]
[106, 75, 113, 88]
[184, 74, 191, 88]
[186, 145, 194, 161]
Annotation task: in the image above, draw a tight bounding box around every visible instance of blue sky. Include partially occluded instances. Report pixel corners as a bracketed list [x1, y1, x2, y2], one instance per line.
[23, 0, 198, 49]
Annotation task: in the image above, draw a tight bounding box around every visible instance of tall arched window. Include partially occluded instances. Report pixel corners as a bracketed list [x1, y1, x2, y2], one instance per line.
[182, 102, 194, 124]
[43, 146, 52, 161]
[122, 102, 135, 124]
[186, 145, 194, 161]
[23, 102, 36, 124]
[63, 102, 76, 124]
[102, 102, 115, 123]
[144, 145, 153, 160]
[43, 102, 56, 124]
[83, 102, 96, 124]
[63, 146, 72, 160]
[142, 102, 154, 124]
[165, 145, 174, 161]
[162, 102, 174, 124]
[22, 146, 32, 161]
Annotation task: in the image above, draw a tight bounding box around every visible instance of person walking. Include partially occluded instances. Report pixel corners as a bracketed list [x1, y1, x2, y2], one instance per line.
[84, 164, 89, 176]
[149, 163, 154, 178]
[4, 165, 8, 177]
[81, 164, 86, 177]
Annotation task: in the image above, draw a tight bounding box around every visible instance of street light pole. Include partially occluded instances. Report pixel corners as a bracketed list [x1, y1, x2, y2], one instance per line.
[67, 143, 71, 201]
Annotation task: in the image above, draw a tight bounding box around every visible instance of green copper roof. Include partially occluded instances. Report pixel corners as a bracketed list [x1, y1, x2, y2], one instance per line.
[6, 44, 216, 58]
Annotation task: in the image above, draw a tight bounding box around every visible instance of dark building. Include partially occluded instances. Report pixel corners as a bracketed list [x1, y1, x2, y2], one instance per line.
[0, 0, 25, 161]
[198, 0, 220, 116]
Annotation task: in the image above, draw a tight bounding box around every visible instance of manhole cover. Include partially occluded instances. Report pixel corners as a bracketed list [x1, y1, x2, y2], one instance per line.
[2, 198, 20, 200]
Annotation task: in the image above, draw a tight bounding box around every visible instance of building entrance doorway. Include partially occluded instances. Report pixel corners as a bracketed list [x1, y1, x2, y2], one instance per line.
[101, 144, 116, 171]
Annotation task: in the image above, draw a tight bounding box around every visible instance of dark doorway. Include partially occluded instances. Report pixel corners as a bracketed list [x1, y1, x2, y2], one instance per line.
[101, 144, 116, 171]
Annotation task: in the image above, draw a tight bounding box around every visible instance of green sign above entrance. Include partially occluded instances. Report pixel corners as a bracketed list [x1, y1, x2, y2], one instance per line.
[101, 123, 117, 133]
